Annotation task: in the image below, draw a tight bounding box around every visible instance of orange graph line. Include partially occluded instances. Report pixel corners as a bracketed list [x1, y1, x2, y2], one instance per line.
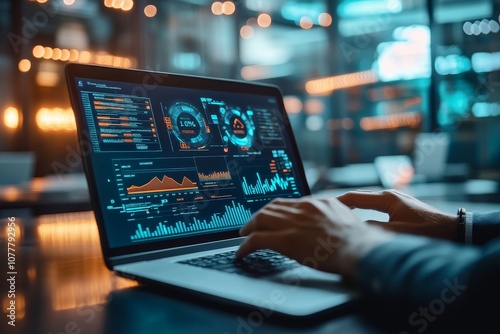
[127, 175, 198, 195]
[198, 171, 231, 181]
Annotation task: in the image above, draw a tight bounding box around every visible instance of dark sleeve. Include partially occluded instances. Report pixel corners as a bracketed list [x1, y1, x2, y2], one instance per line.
[357, 235, 500, 332]
[472, 211, 500, 245]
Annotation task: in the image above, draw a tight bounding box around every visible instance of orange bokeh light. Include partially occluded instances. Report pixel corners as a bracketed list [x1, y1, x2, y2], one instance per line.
[318, 13, 332, 27]
[240, 25, 254, 39]
[18, 59, 31, 72]
[257, 13, 272, 28]
[221, 1, 235, 15]
[144, 4, 157, 17]
[305, 70, 379, 95]
[211, 1, 223, 15]
[300, 16, 313, 29]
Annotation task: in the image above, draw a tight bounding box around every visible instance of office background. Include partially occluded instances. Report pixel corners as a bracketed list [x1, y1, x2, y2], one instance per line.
[1, 0, 499, 178]
[0, 1, 499, 333]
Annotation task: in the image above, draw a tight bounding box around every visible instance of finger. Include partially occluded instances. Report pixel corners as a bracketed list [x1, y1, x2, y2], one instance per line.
[267, 197, 303, 205]
[260, 204, 319, 227]
[375, 222, 422, 234]
[268, 197, 310, 208]
[324, 196, 359, 214]
[336, 190, 396, 213]
[239, 206, 298, 236]
[389, 189, 413, 198]
[236, 231, 290, 258]
[327, 189, 373, 208]
[240, 198, 329, 236]
[365, 220, 386, 225]
[279, 197, 333, 215]
[366, 221, 423, 235]
[264, 202, 304, 216]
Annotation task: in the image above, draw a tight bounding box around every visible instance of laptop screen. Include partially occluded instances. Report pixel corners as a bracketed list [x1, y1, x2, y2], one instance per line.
[69, 67, 309, 253]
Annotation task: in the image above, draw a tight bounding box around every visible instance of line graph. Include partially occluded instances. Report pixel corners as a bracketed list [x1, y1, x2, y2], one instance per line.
[241, 172, 296, 196]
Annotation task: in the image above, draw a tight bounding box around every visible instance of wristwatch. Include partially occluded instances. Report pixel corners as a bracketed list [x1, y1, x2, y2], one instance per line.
[457, 208, 466, 243]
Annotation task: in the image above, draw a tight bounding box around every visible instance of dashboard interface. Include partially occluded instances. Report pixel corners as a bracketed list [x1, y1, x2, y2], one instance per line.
[74, 77, 308, 249]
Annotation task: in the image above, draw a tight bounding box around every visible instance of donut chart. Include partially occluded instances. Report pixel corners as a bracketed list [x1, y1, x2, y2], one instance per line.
[168, 102, 210, 148]
[220, 107, 255, 148]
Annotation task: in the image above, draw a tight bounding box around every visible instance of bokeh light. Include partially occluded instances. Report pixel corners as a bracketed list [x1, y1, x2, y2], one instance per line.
[300, 16, 313, 30]
[257, 13, 272, 28]
[221, 1, 235, 15]
[18, 59, 31, 72]
[211, 2, 223, 15]
[144, 4, 157, 18]
[240, 25, 254, 39]
[318, 13, 332, 27]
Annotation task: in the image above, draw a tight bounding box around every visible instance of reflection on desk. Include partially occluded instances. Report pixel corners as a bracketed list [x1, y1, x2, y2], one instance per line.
[1, 210, 384, 334]
[0, 173, 90, 214]
[36, 212, 138, 311]
[0, 212, 137, 334]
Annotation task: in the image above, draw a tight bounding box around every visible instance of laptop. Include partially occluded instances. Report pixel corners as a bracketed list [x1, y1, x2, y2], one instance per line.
[65, 64, 356, 318]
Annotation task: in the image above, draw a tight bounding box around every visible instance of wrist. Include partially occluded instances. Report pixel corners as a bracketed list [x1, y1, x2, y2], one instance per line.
[442, 212, 459, 241]
[338, 225, 395, 280]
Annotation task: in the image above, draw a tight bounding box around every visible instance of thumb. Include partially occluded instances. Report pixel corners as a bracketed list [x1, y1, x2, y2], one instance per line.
[365, 220, 386, 225]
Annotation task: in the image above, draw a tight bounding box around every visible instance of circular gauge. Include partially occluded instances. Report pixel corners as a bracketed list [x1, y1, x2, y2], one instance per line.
[168, 102, 210, 148]
[221, 108, 255, 148]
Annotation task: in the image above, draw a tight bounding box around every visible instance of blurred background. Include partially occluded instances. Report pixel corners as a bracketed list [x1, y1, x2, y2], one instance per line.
[0, 2, 499, 332]
[0, 0, 499, 189]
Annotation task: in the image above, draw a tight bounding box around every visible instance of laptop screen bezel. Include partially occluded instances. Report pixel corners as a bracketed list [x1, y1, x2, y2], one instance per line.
[65, 63, 311, 260]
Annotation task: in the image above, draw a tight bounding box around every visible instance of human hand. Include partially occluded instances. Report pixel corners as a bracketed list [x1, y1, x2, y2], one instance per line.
[337, 189, 458, 241]
[236, 197, 394, 280]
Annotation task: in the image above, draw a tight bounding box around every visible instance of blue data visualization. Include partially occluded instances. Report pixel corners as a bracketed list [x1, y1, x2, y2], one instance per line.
[130, 201, 252, 241]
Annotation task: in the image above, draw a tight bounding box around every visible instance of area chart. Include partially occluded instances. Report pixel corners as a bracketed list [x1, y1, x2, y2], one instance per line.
[127, 175, 198, 195]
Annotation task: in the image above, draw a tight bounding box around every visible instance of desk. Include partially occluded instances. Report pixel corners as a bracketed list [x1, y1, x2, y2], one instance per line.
[0, 173, 90, 214]
[1, 183, 499, 333]
[0, 210, 392, 334]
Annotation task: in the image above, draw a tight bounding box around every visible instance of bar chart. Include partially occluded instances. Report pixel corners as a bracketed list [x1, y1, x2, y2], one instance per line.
[130, 201, 252, 240]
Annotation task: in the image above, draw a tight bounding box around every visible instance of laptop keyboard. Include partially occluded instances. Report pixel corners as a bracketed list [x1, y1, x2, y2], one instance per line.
[178, 249, 301, 277]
